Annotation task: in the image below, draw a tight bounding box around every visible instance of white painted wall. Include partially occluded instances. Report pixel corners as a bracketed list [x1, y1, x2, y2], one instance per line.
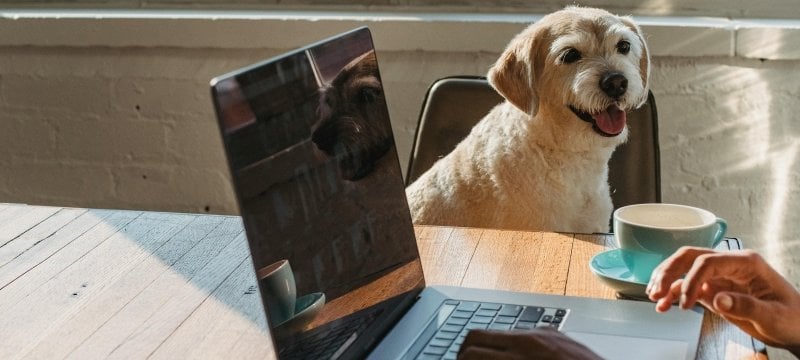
[2, 10, 800, 285]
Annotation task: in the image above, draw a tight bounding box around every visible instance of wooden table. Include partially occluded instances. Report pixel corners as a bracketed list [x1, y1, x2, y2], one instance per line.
[0, 203, 762, 359]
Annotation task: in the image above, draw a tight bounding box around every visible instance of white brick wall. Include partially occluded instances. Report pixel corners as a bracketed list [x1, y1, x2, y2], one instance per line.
[2, 10, 800, 285]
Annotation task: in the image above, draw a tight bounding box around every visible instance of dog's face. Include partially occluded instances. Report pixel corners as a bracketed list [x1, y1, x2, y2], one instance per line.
[489, 6, 650, 143]
[312, 51, 393, 181]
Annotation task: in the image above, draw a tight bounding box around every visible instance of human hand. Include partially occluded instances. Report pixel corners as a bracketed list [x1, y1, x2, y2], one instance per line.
[457, 328, 602, 360]
[646, 246, 800, 351]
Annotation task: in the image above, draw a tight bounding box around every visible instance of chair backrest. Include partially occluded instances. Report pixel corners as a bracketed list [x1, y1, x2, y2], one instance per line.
[406, 76, 661, 219]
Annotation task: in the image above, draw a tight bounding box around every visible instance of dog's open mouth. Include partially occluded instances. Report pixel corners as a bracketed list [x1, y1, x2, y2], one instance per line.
[569, 104, 627, 137]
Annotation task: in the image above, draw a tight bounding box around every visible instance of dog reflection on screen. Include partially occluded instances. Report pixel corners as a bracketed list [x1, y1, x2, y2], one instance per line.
[311, 51, 393, 181]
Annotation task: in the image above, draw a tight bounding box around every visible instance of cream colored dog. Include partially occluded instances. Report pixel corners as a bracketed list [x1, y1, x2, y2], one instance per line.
[406, 7, 650, 233]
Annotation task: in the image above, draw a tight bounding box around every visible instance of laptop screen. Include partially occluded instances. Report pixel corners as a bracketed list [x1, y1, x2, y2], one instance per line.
[210, 27, 425, 358]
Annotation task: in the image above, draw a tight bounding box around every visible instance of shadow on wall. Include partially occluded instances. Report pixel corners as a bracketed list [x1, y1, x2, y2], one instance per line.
[656, 28, 800, 285]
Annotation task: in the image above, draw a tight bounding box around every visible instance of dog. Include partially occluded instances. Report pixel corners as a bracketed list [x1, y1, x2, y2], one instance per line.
[311, 50, 393, 181]
[405, 6, 650, 233]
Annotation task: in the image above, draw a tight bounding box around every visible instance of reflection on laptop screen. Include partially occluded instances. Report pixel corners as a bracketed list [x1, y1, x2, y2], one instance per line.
[211, 28, 425, 359]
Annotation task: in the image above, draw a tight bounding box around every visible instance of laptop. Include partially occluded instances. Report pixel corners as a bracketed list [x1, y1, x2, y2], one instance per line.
[209, 27, 703, 360]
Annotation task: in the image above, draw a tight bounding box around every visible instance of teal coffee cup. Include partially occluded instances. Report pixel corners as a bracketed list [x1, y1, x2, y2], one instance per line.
[613, 203, 727, 283]
[257, 259, 297, 325]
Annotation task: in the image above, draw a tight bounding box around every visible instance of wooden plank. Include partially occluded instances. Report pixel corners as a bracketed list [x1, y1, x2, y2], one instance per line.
[0, 203, 30, 225]
[524, 232, 574, 294]
[69, 225, 248, 359]
[416, 225, 481, 287]
[697, 310, 761, 360]
[0, 210, 141, 313]
[0, 212, 196, 359]
[0, 203, 14, 214]
[565, 233, 616, 299]
[0, 205, 61, 247]
[461, 230, 572, 294]
[224, 324, 277, 360]
[21, 214, 234, 359]
[0, 209, 104, 289]
[150, 253, 273, 359]
[0, 207, 87, 268]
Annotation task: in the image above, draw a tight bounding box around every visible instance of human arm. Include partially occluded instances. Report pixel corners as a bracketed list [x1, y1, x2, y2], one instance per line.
[646, 246, 800, 355]
[457, 328, 602, 360]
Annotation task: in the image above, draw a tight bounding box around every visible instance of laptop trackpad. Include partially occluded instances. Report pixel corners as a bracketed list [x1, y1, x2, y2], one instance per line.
[566, 332, 689, 360]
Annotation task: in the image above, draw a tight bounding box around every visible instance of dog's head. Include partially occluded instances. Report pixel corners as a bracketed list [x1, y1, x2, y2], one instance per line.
[488, 6, 650, 142]
[312, 50, 393, 181]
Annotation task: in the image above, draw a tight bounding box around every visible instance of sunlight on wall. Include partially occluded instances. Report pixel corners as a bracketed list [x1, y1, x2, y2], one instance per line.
[716, 63, 796, 272]
[763, 143, 799, 271]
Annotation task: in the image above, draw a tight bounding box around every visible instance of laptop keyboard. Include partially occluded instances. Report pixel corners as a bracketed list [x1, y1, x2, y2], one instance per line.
[278, 308, 382, 360]
[415, 300, 569, 360]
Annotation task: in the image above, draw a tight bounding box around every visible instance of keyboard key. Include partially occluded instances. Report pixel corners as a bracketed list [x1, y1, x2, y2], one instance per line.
[498, 304, 523, 317]
[456, 302, 480, 312]
[476, 309, 498, 317]
[519, 306, 544, 322]
[553, 316, 563, 324]
[416, 354, 439, 360]
[444, 300, 460, 305]
[454, 335, 467, 346]
[471, 316, 493, 324]
[422, 345, 448, 356]
[479, 303, 502, 311]
[514, 321, 536, 330]
[541, 315, 553, 323]
[555, 309, 567, 317]
[443, 352, 458, 360]
[488, 323, 512, 330]
[493, 315, 516, 324]
[465, 322, 488, 330]
[429, 338, 453, 348]
[450, 310, 474, 319]
[446, 317, 469, 326]
[435, 330, 459, 340]
[441, 324, 463, 333]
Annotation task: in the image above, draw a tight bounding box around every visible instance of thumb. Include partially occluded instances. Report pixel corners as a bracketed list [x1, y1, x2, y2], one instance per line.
[713, 292, 765, 321]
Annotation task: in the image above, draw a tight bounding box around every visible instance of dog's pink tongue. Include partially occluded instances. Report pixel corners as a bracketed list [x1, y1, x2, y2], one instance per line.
[592, 105, 626, 135]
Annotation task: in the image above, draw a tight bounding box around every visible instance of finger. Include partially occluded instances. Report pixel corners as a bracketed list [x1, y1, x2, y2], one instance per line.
[648, 247, 715, 298]
[460, 330, 522, 350]
[680, 252, 749, 309]
[457, 345, 511, 360]
[655, 279, 682, 313]
[713, 292, 770, 323]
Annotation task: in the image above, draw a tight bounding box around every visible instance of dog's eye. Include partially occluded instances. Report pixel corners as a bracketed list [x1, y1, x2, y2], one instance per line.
[617, 40, 631, 55]
[561, 48, 581, 64]
[360, 87, 381, 103]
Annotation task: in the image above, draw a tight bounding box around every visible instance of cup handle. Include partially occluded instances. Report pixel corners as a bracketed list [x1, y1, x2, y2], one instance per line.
[712, 218, 727, 248]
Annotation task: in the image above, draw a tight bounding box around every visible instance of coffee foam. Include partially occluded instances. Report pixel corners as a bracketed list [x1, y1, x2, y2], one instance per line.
[618, 205, 711, 228]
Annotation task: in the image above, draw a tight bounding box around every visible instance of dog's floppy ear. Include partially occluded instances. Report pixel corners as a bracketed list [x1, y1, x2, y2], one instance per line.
[621, 16, 650, 107]
[488, 26, 539, 115]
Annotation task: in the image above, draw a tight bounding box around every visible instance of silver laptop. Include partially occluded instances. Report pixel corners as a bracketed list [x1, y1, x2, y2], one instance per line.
[209, 27, 703, 360]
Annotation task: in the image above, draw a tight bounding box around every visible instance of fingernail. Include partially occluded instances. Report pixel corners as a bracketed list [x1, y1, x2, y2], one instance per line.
[716, 293, 733, 311]
[645, 282, 652, 294]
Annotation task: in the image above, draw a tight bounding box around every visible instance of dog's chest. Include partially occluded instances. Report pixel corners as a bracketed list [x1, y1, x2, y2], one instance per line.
[490, 159, 613, 232]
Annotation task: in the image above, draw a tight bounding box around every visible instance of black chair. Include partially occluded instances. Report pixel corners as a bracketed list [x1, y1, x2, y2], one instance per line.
[406, 76, 661, 226]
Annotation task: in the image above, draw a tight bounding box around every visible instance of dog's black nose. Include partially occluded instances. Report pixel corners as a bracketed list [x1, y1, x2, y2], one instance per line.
[600, 72, 628, 99]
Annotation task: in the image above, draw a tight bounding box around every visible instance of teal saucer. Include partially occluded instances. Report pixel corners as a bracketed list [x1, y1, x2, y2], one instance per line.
[589, 249, 650, 301]
[275, 292, 326, 333]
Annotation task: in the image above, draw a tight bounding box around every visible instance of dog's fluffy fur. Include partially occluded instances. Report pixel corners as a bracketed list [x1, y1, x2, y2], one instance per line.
[406, 7, 650, 233]
[312, 50, 393, 181]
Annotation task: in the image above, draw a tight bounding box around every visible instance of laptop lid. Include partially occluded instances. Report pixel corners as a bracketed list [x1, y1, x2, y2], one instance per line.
[210, 27, 425, 359]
